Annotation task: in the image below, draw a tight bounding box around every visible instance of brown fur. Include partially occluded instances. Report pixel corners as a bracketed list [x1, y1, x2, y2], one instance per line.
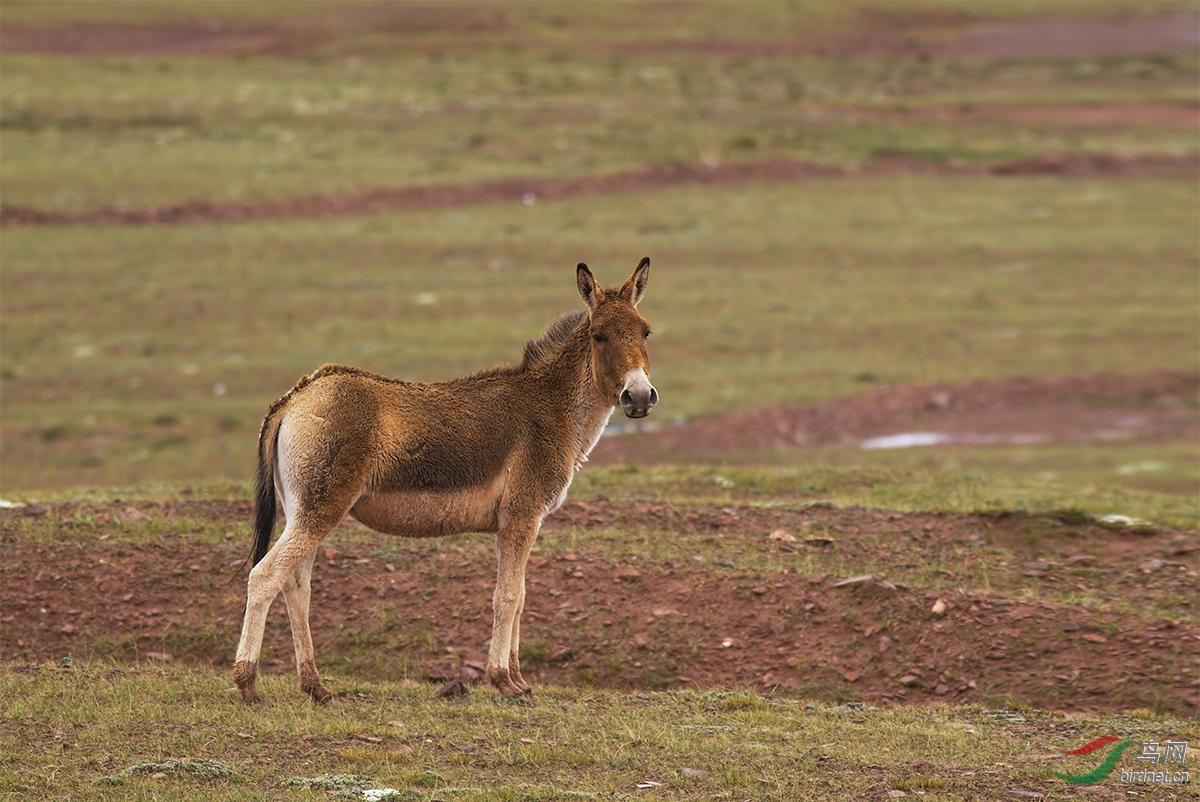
[234, 259, 656, 702]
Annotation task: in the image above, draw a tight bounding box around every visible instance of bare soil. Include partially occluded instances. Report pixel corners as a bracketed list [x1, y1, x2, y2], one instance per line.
[5, 11, 1195, 61]
[2, 494, 1196, 715]
[591, 370, 1199, 465]
[2, 153, 1194, 228]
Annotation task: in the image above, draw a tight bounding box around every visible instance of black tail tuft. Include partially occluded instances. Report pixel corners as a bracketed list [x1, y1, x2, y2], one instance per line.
[251, 433, 277, 566]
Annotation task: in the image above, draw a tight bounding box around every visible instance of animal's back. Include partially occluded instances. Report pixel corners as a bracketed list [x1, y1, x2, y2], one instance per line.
[278, 364, 522, 496]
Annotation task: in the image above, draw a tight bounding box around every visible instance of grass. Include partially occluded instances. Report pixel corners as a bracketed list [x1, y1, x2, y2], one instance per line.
[2, 2, 1197, 492]
[2, 3, 1197, 211]
[3, 177, 1197, 490]
[2, 663, 1196, 801]
[2, 4, 1197, 799]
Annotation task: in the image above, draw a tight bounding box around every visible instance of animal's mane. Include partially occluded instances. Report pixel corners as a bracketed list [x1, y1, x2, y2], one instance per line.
[264, 311, 587, 417]
[520, 309, 587, 371]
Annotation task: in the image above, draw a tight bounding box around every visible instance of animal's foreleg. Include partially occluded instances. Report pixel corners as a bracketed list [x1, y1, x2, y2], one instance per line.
[487, 519, 538, 697]
[507, 570, 531, 693]
[282, 550, 331, 704]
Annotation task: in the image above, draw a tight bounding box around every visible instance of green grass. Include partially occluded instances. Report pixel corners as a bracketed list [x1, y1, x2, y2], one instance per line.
[3, 177, 1196, 490]
[2, 2, 1196, 212]
[2, 663, 1196, 801]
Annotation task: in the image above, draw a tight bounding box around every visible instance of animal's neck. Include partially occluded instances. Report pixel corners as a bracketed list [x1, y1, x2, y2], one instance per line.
[546, 317, 614, 466]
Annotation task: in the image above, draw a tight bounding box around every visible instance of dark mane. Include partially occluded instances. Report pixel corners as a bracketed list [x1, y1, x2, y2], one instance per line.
[521, 310, 586, 370]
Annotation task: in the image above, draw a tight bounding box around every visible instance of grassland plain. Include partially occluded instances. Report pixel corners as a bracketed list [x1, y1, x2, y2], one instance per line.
[2, 664, 1198, 801]
[3, 176, 1197, 490]
[1, 3, 1198, 800]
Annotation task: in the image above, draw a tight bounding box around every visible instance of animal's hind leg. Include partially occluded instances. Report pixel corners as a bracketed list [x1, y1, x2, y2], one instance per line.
[282, 550, 331, 703]
[233, 525, 318, 703]
[234, 512, 348, 703]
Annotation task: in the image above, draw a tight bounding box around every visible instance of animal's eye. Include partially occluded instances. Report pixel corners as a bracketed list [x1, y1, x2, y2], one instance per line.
[644, 330, 651, 339]
[592, 333, 607, 344]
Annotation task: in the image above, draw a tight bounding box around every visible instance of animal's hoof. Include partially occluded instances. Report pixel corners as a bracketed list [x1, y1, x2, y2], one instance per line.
[307, 686, 333, 705]
[232, 660, 259, 704]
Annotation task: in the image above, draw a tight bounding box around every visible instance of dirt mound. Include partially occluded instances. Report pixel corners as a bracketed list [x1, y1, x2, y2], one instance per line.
[592, 370, 1199, 465]
[2, 499, 1196, 714]
[2, 154, 1194, 229]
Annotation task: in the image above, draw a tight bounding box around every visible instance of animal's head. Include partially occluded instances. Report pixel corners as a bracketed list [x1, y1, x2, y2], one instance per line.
[576, 257, 658, 419]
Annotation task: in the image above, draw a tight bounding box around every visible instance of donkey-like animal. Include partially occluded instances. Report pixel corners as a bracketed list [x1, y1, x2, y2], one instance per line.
[233, 259, 657, 703]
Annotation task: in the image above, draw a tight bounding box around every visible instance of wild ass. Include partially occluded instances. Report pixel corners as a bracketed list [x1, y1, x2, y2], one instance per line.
[234, 259, 657, 703]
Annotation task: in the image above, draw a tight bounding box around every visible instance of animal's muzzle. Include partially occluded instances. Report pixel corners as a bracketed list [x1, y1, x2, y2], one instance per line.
[620, 384, 658, 419]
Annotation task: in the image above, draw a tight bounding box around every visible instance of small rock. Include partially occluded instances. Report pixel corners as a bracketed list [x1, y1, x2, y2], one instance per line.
[1064, 554, 1096, 565]
[833, 574, 874, 587]
[59, 623, 76, 634]
[354, 733, 383, 743]
[934, 684, 951, 695]
[899, 675, 920, 687]
[434, 678, 468, 698]
[681, 767, 708, 777]
[931, 599, 947, 616]
[145, 651, 172, 661]
[751, 586, 769, 595]
[1138, 558, 1164, 572]
[888, 791, 907, 799]
[842, 671, 860, 683]
[1081, 634, 1107, 644]
[122, 507, 150, 522]
[768, 529, 797, 542]
[1021, 559, 1050, 572]
[614, 566, 642, 581]
[392, 744, 413, 756]
[151, 772, 167, 779]
[878, 635, 892, 653]
[451, 742, 474, 752]
[323, 547, 341, 562]
[1059, 621, 1081, 632]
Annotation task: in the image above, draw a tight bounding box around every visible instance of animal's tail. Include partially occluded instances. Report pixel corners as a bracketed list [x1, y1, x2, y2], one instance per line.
[251, 408, 284, 567]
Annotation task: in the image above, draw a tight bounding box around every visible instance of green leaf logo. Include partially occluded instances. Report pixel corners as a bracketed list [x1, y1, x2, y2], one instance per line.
[1049, 737, 1134, 785]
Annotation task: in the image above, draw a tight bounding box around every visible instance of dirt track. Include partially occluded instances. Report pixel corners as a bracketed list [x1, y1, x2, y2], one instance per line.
[1, 153, 1194, 228]
[3, 497, 1197, 716]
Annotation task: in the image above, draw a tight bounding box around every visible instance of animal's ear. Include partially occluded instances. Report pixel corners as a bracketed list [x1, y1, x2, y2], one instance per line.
[577, 263, 604, 310]
[619, 256, 650, 307]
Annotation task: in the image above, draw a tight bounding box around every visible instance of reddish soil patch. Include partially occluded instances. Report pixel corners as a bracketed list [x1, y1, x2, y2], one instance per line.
[979, 103, 1199, 128]
[592, 370, 1199, 465]
[0, 20, 330, 57]
[2, 498, 1196, 715]
[927, 15, 1200, 60]
[624, 13, 1200, 60]
[9, 10, 1196, 61]
[2, 153, 1194, 229]
[0, 8, 507, 56]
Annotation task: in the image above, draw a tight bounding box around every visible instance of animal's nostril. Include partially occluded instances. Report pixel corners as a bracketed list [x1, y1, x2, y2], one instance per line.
[620, 389, 634, 408]
[648, 387, 659, 407]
